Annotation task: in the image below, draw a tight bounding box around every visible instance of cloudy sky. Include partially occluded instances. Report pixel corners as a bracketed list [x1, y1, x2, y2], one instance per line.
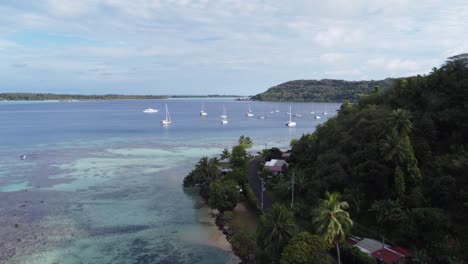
[0, 0, 467, 95]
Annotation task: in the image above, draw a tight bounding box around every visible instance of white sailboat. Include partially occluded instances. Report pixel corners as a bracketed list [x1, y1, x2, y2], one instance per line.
[221, 106, 228, 124]
[143, 107, 158, 113]
[246, 104, 254, 117]
[200, 103, 207, 116]
[161, 104, 172, 125]
[220, 105, 227, 119]
[315, 115, 321, 119]
[285, 106, 296, 127]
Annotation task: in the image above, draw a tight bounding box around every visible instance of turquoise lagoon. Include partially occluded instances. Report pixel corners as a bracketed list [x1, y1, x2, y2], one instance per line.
[0, 99, 340, 263]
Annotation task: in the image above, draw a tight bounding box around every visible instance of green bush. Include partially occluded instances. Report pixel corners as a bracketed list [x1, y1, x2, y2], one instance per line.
[223, 211, 233, 222]
[336, 242, 377, 264]
[230, 228, 258, 262]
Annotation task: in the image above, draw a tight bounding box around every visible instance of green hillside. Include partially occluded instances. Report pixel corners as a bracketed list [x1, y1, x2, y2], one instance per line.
[284, 55, 468, 261]
[251, 78, 397, 102]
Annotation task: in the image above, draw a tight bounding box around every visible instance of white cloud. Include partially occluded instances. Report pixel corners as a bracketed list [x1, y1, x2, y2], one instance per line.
[319, 53, 350, 65]
[314, 26, 365, 47]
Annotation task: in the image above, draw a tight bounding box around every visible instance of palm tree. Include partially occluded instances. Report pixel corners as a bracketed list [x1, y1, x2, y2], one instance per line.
[238, 135, 253, 149]
[369, 199, 407, 235]
[257, 203, 297, 260]
[194, 157, 220, 184]
[220, 148, 231, 160]
[387, 108, 412, 136]
[314, 192, 353, 264]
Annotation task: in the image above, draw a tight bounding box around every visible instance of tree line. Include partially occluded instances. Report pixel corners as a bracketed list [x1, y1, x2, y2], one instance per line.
[251, 78, 397, 102]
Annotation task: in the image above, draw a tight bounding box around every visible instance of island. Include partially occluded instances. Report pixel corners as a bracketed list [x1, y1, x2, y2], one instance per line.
[251, 78, 397, 102]
[0, 93, 243, 101]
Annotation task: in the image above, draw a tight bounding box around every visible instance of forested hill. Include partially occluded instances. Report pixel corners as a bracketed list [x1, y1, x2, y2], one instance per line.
[287, 55, 468, 261]
[251, 78, 397, 102]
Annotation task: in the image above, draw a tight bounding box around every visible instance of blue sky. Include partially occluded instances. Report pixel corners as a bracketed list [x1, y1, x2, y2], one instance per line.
[0, 0, 467, 95]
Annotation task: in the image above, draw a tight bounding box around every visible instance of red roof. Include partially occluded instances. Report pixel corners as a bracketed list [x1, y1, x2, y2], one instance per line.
[371, 248, 410, 264]
[389, 246, 412, 257]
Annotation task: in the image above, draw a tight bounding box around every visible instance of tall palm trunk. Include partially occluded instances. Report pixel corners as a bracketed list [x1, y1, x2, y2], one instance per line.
[336, 241, 341, 264]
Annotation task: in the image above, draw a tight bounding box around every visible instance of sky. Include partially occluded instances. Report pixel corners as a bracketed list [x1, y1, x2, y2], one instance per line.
[0, 0, 467, 95]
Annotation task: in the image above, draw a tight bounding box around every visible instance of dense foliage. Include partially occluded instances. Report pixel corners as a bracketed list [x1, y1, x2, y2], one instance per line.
[280, 232, 331, 264]
[287, 56, 468, 261]
[257, 204, 297, 261]
[251, 78, 396, 102]
[208, 179, 239, 212]
[335, 242, 377, 264]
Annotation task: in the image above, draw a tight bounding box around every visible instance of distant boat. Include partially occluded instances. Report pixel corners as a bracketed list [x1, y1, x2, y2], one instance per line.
[258, 115, 266, 119]
[275, 109, 280, 113]
[270, 110, 275, 114]
[200, 103, 207, 116]
[221, 119, 228, 125]
[143, 108, 159, 113]
[285, 106, 297, 127]
[293, 113, 302, 117]
[246, 105, 254, 117]
[310, 111, 315, 114]
[323, 112, 328, 115]
[161, 104, 172, 125]
[315, 115, 321, 119]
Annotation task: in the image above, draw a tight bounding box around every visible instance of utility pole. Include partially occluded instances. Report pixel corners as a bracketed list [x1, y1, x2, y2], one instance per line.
[381, 235, 385, 262]
[291, 173, 295, 208]
[261, 178, 265, 211]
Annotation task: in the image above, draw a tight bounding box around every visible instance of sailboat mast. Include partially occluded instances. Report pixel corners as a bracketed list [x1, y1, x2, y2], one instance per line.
[289, 106, 292, 122]
[165, 104, 169, 121]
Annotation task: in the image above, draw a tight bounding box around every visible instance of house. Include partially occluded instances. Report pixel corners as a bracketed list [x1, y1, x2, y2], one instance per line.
[264, 159, 288, 176]
[349, 237, 412, 264]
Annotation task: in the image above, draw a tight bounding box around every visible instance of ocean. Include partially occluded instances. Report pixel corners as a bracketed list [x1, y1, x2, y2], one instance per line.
[0, 99, 340, 264]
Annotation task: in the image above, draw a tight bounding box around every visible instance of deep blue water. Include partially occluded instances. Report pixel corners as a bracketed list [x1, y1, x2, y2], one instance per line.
[0, 99, 340, 264]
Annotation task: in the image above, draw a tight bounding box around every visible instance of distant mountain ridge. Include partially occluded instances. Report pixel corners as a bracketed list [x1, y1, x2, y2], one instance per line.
[0, 93, 242, 101]
[251, 78, 398, 102]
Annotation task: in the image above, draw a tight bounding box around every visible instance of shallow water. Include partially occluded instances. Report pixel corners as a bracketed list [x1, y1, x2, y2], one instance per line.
[0, 99, 340, 263]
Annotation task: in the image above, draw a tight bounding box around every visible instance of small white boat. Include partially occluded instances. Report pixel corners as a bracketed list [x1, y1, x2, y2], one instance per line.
[200, 103, 208, 116]
[285, 106, 297, 127]
[275, 110, 280, 113]
[221, 119, 228, 125]
[161, 104, 172, 125]
[315, 115, 321, 119]
[143, 108, 159, 113]
[323, 112, 328, 115]
[270, 110, 275, 114]
[293, 113, 302, 117]
[258, 116, 266, 119]
[310, 111, 315, 114]
[246, 105, 254, 117]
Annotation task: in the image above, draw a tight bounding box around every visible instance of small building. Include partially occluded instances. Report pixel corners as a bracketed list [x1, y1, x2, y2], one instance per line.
[264, 159, 289, 176]
[350, 237, 412, 264]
